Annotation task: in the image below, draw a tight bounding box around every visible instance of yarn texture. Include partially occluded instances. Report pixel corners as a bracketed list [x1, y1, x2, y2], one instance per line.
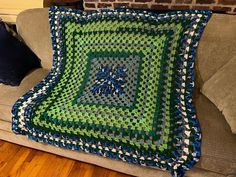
[12, 6, 212, 177]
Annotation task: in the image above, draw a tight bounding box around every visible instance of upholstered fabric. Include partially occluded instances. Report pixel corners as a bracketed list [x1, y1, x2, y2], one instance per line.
[202, 56, 236, 134]
[16, 8, 53, 70]
[0, 105, 12, 122]
[196, 14, 236, 87]
[0, 68, 49, 122]
[0, 68, 49, 106]
[194, 94, 236, 174]
[0, 121, 11, 132]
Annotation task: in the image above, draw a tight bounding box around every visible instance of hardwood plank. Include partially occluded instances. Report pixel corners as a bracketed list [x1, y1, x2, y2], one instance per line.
[68, 162, 95, 177]
[0, 147, 31, 176]
[0, 140, 4, 147]
[91, 165, 111, 177]
[68, 162, 83, 177]
[19, 152, 53, 177]
[0, 140, 133, 177]
[58, 160, 75, 177]
[0, 142, 21, 171]
[9, 150, 38, 177]
[36, 154, 72, 177]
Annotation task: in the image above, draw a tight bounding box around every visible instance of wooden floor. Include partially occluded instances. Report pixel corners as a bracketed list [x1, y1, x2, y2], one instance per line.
[0, 140, 133, 177]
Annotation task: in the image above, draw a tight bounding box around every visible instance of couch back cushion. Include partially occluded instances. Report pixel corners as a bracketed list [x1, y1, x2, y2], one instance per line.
[16, 9, 236, 88]
[196, 14, 236, 87]
[16, 8, 53, 70]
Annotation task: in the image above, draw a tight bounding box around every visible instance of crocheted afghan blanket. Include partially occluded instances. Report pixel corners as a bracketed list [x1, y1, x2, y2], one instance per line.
[12, 6, 211, 177]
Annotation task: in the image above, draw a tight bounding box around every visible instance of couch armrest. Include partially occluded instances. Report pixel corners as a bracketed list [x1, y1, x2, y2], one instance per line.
[195, 13, 236, 89]
[201, 56, 236, 134]
[16, 8, 53, 70]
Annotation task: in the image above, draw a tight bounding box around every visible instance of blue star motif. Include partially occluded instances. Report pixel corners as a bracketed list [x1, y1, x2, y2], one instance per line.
[91, 65, 127, 96]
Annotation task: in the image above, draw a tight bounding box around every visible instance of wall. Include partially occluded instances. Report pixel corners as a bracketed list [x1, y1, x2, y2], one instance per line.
[83, 0, 236, 14]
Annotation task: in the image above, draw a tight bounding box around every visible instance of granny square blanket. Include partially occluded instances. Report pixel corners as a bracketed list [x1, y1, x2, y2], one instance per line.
[12, 6, 211, 177]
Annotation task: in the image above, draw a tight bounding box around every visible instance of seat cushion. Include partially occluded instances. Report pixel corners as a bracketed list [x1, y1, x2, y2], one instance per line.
[16, 8, 53, 70]
[0, 68, 49, 122]
[194, 94, 236, 175]
[202, 56, 236, 134]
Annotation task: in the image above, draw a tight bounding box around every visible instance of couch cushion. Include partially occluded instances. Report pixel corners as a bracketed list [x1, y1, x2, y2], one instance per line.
[0, 105, 12, 122]
[194, 94, 236, 175]
[201, 56, 236, 134]
[16, 8, 53, 70]
[196, 13, 236, 87]
[0, 68, 49, 122]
